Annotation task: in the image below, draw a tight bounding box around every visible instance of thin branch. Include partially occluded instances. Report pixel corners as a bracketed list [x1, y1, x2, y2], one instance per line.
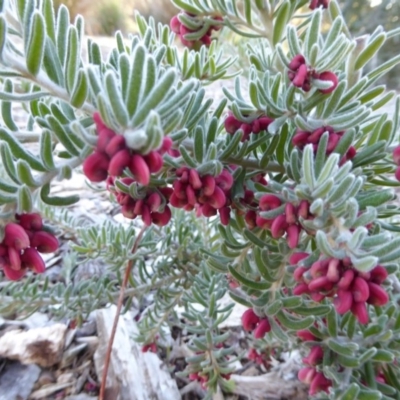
[98, 225, 147, 400]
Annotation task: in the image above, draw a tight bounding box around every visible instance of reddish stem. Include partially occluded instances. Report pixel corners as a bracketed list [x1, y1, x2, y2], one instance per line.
[98, 226, 147, 400]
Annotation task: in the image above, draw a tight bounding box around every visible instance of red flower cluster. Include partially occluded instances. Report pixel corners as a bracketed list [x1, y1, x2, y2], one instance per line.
[298, 346, 332, 395]
[292, 253, 389, 324]
[255, 195, 311, 249]
[83, 113, 171, 186]
[170, 13, 222, 48]
[141, 343, 157, 353]
[393, 146, 400, 181]
[224, 112, 274, 141]
[310, 0, 329, 9]
[170, 168, 233, 225]
[292, 126, 356, 163]
[0, 214, 58, 280]
[288, 55, 338, 93]
[108, 177, 173, 226]
[241, 309, 271, 339]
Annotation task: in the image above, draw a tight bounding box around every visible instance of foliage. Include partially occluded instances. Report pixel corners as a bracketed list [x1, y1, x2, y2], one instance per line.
[1, 0, 400, 398]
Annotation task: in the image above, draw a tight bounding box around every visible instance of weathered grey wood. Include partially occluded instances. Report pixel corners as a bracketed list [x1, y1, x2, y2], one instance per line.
[94, 306, 181, 400]
[0, 362, 41, 400]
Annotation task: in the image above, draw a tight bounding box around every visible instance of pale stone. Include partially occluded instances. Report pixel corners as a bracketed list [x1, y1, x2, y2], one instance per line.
[0, 324, 67, 367]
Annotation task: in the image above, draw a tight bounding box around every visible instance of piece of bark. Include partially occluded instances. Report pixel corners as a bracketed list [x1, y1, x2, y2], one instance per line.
[230, 373, 308, 400]
[94, 305, 181, 400]
[0, 324, 67, 367]
[0, 361, 41, 400]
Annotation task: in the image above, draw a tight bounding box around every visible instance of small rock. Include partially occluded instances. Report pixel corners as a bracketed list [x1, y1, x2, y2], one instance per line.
[0, 361, 41, 400]
[0, 324, 67, 367]
[57, 372, 75, 384]
[75, 319, 97, 337]
[37, 370, 56, 387]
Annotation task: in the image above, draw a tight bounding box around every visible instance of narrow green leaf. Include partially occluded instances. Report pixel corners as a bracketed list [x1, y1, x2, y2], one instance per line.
[40, 183, 79, 206]
[273, 1, 290, 45]
[126, 45, 146, 117]
[228, 266, 270, 290]
[105, 71, 128, 126]
[65, 26, 79, 93]
[18, 185, 33, 212]
[42, 0, 56, 43]
[70, 69, 88, 108]
[26, 12, 46, 76]
[355, 33, 386, 70]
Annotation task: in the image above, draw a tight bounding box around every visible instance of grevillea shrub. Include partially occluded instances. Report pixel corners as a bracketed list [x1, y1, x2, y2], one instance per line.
[1, 0, 400, 398]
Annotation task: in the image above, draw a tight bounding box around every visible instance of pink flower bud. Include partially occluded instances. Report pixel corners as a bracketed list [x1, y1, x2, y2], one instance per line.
[326, 258, 340, 282]
[83, 152, 110, 182]
[252, 119, 261, 134]
[334, 289, 353, 314]
[271, 215, 288, 238]
[186, 185, 197, 206]
[31, 231, 59, 253]
[160, 136, 173, 154]
[173, 180, 188, 200]
[395, 166, 400, 182]
[121, 204, 136, 219]
[170, 193, 186, 208]
[337, 269, 355, 290]
[292, 131, 309, 148]
[370, 265, 388, 284]
[224, 114, 242, 134]
[21, 247, 46, 273]
[245, 210, 257, 229]
[144, 151, 164, 173]
[253, 318, 271, 339]
[293, 283, 310, 295]
[310, 260, 328, 278]
[289, 252, 309, 265]
[286, 224, 301, 249]
[308, 127, 326, 144]
[293, 266, 308, 282]
[242, 309, 260, 331]
[352, 277, 370, 303]
[8, 246, 21, 270]
[219, 207, 231, 226]
[367, 282, 389, 306]
[259, 194, 281, 211]
[108, 149, 131, 176]
[200, 34, 212, 46]
[147, 192, 162, 212]
[142, 343, 157, 353]
[2, 264, 26, 280]
[215, 170, 233, 192]
[201, 175, 216, 196]
[308, 276, 332, 292]
[303, 346, 323, 366]
[129, 154, 150, 186]
[351, 301, 369, 324]
[318, 71, 338, 94]
[310, 292, 326, 302]
[141, 205, 152, 226]
[179, 34, 194, 48]
[4, 223, 30, 250]
[258, 117, 274, 131]
[0, 245, 7, 257]
[393, 146, 400, 166]
[285, 203, 297, 225]
[151, 206, 172, 227]
[170, 15, 181, 34]
[133, 199, 144, 215]
[309, 372, 331, 396]
[97, 128, 116, 153]
[206, 186, 226, 209]
[326, 133, 341, 153]
[297, 330, 317, 341]
[189, 169, 203, 190]
[93, 112, 107, 132]
[298, 367, 316, 384]
[346, 146, 357, 160]
[17, 213, 43, 231]
[289, 54, 306, 71]
[201, 204, 217, 217]
[292, 64, 308, 87]
[105, 135, 126, 157]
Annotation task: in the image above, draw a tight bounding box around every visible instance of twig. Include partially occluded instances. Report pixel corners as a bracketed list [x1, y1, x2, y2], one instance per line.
[98, 225, 147, 400]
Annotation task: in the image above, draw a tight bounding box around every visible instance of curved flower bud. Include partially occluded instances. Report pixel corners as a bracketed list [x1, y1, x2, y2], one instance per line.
[83, 152, 110, 182]
[129, 154, 150, 186]
[17, 213, 43, 231]
[31, 231, 59, 253]
[21, 247, 46, 273]
[253, 318, 271, 339]
[4, 223, 30, 250]
[241, 309, 260, 331]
